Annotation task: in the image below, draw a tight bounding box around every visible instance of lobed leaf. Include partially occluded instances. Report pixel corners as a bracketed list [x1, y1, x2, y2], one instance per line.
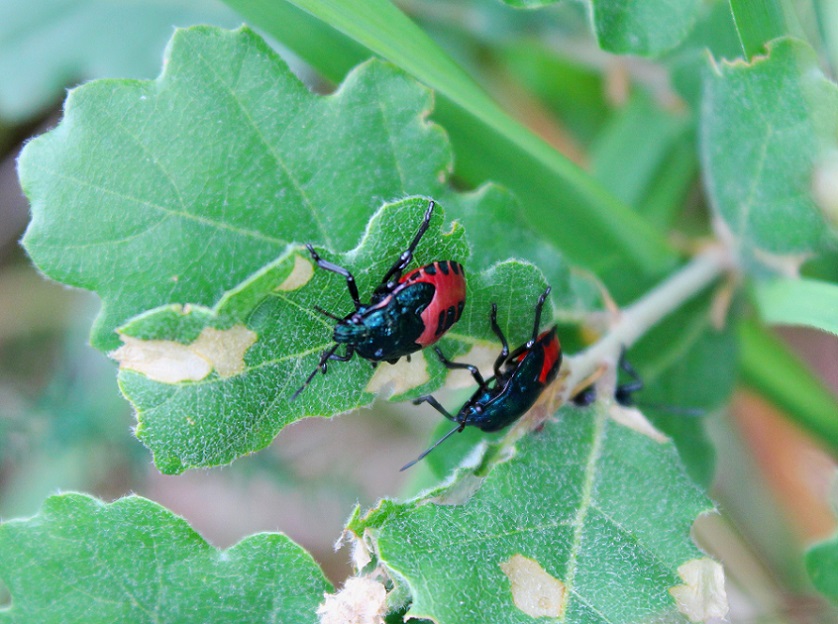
[115, 195, 561, 474]
[0, 0, 239, 121]
[501, 0, 702, 56]
[221, 0, 678, 290]
[701, 37, 838, 275]
[0, 493, 331, 624]
[351, 406, 727, 624]
[19, 25, 588, 473]
[20, 26, 451, 352]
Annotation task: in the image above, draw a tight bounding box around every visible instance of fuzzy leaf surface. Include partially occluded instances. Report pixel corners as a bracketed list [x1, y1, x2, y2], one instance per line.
[0, 493, 331, 624]
[352, 406, 725, 624]
[20, 26, 451, 352]
[116, 196, 559, 473]
[501, 0, 701, 56]
[701, 37, 838, 274]
[0, 0, 239, 121]
[19, 25, 581, 473]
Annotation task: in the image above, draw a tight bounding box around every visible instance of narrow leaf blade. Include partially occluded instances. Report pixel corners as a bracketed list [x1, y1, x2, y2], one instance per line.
[753, 277, 838, 336]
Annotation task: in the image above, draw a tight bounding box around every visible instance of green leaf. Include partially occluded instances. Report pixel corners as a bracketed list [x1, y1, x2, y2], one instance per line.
[664, 0, 743, 109]
[352, 408, 727, 624]
[588, 0, 703, 56]
[590, 89, 695, 227]
[753, 277, 838, 335]
[0, 493, 331, 624]
[19, 25, 579, 473]
[728, 0, 790, 58]
[0, 0, 240, 121]
[701, 37, 838, 275]
[20, 26, 451, 352]
[739, 319, 838, 457]
[451, 184, 581, 312]
[501, 0, 702, 56]
[114, 196, 557, 473]
[498, 41, 611, 145]
[628, 291, 738, 488]
[807, 533, 838, 604]
[221, 0, 678, 287]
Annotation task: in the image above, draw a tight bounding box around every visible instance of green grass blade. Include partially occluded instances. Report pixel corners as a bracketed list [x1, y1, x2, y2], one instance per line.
[729, 0, 789, 57]
[221, 0, 676, 278]
[754, 278, 838, 336]
[739, 319, 838, 457]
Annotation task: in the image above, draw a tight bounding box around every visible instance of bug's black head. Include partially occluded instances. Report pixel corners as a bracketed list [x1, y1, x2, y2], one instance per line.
[332, 317, 368, 345]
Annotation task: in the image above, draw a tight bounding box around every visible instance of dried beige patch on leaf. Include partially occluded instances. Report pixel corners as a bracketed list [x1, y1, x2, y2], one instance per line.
[317, 577, 387, 624]
[365, 351, 429, 396]
[500, 553, 565, 618]
[669, 558, 728, 622]
[443, 344, 497, 389]
[111, 325, 256, 383]
[609, 404, 670, 443]
[275, 253, 315, 291]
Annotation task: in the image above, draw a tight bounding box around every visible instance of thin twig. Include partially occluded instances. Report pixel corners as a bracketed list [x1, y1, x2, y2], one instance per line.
[560, 245, 734, 402]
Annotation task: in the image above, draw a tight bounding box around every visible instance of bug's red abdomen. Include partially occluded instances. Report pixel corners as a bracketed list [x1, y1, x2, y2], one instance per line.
[537, 327, 561, 384]
[401, 261, 466, 348]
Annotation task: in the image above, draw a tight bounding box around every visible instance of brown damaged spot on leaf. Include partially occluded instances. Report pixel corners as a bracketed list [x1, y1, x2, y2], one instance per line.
[275, 253, 314, 291]
[500, 553, 565, 618]
[365, 351, 429, 397]
[669, 558, 728, 622]
[111, 325, 257, 383]
[317, 577, 387, 624]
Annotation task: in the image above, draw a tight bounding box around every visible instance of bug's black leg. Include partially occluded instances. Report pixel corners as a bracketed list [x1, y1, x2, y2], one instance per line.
[489, 303, 510, 379]
[412, 394, 458, 423]
[528, 286, 552, 347]
[292, 343, 342, 400]
[399, 423, 464, 472]
[380, 200, 435, 285]
[306, 243, 362, 310]
[433, 346, 485, 388]
[614, 347, 643, 407]
[325, 347, 354, 363]
[571, 385, 598, 407]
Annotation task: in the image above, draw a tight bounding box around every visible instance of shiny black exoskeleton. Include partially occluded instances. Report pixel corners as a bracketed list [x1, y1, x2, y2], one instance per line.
[401, 287, 561, 470]
[571, 350, 703, 416]
[292, 201, 466, 400]
[571, 348, 643, 408]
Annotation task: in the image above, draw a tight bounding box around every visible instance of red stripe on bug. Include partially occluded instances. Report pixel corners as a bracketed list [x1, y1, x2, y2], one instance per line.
[402, 261, 466, 348]
[537, 328, 561, 384]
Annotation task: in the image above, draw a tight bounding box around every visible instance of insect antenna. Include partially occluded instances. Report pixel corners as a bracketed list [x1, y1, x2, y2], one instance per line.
[631, 401, 705, 417]
[313, 305, 343, 322]
[399, 423, 464, 471]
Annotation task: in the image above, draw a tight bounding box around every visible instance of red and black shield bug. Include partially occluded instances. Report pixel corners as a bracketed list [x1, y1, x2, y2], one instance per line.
[292, 200, 466, 399]
[401, 287, 561, 470]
